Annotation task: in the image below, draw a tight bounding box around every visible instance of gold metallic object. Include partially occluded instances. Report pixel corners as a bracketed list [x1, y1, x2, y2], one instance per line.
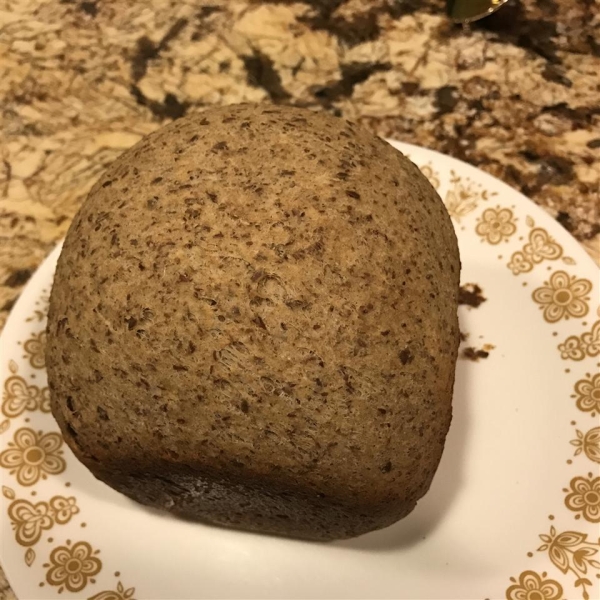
[447, 0, 510, 23]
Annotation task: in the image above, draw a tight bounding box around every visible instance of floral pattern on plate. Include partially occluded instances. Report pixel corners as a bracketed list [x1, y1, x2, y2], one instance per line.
[0, 141, 597, 599]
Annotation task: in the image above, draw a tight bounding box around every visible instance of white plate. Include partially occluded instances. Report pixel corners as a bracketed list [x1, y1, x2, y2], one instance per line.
[1, 141, 599, 600]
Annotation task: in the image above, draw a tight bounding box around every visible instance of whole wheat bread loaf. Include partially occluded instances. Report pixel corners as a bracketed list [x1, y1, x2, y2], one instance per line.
[46, 104, 460, 540]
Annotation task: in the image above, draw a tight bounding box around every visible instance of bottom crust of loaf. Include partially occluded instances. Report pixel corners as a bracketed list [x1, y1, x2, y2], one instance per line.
[90, 465, 423, 541]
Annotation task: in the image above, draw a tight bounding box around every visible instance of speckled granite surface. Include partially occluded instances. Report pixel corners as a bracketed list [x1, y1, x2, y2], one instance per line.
[0, 0, 599, 595]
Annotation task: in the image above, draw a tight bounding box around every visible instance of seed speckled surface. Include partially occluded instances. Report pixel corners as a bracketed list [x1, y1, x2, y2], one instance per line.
[47, 104, 460, 540]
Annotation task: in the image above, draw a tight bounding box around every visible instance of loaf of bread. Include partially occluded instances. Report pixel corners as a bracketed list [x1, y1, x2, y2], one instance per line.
[46, 104, 460, 540]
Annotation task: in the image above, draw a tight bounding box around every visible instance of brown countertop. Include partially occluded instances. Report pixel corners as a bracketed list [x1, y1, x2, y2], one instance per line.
[0, 0, 599, 595]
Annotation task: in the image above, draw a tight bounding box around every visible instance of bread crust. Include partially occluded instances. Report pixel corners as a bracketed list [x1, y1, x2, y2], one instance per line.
[46, 104, 460, 540]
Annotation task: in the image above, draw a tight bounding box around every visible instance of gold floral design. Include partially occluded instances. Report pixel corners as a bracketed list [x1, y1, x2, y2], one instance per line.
[1, 156, 595, 600]
[572, 373, 600, 415]
[23, 330, 47, 369]
[89, 581, 137, 600]
[2, 374, 50, 418]
[2, 485, 15, 500]
[564, 474, 600, 522]
[532, 271, 592, 323]
[505, 570, 563, 600]
[580, 320, 600, 357]
[45, 540, 102, 593]
[558, 337, 586, 361]
[8, 495, 79, 546]
[508, 228, 563, 275]
[558, 321, 600, 361]
[0, 427, 65, 486]
[508, 252, 533, 275]
[476, 207, 517, 244]
[51, 496, 79, 523]
[444, 172, 491, 222]
[570, 428, 600, 464]
[537, 527, 600, 600]
[419, 164, 440, 189]
[25, 547, 35, 567]
[8, 499, 52, 546]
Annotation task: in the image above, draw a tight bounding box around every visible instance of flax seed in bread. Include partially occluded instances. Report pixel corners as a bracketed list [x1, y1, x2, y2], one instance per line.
[46, 104, 460, 540]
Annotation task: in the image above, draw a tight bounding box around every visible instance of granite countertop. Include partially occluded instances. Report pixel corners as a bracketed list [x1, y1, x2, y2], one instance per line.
[0, 0, 599, 596]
